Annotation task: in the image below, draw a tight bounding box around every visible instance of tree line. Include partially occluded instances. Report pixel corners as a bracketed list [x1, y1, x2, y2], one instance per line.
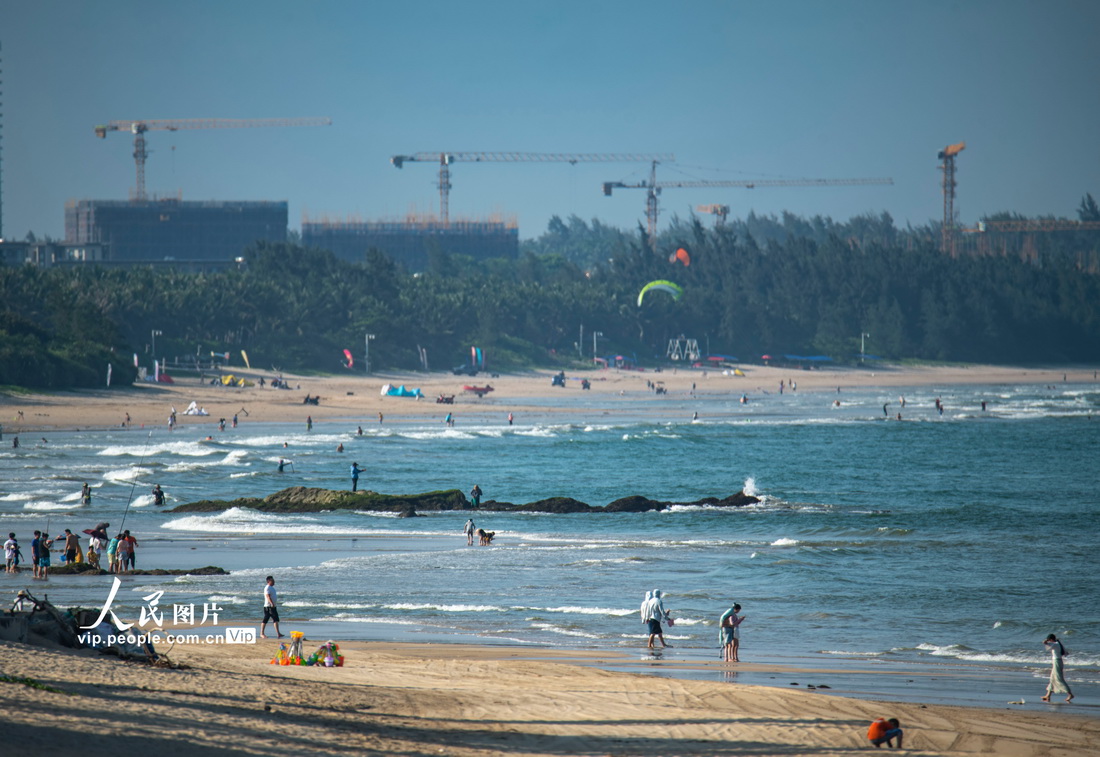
[2, 205, 1099, 389]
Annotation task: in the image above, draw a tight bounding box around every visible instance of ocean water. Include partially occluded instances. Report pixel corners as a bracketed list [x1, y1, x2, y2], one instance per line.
[1, 379, 1098, 704]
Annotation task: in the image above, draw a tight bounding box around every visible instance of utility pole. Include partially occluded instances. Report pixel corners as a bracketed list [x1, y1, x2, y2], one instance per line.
[861, 333, 870, 363]
[365, 334, 375, 375]
[593, 331, 603, 364]
[151, 329, 162, 368]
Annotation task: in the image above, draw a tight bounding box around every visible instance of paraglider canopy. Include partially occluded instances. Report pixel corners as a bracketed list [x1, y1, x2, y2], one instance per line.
[668, 247, 691, 266]
[637, 280, 684, 307]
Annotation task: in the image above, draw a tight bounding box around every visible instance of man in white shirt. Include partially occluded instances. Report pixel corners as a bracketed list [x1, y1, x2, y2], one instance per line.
[4, 533, 19, 573]
[261, 575, 283, 638]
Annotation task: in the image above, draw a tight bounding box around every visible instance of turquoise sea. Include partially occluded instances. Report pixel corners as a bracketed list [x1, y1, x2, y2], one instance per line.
[2, 376, 1097, 710]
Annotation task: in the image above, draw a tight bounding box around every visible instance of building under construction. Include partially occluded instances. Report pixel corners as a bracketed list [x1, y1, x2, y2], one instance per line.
[302, 214, 518, 269]
[64, 198, 287, 269]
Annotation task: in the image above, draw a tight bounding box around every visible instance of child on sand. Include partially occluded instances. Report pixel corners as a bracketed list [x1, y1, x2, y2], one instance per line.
[867, 718, 903, 748]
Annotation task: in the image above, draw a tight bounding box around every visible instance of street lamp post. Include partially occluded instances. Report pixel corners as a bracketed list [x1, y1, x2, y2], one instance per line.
[593, 331, 603, 364]
[151, 329, 163, 369]
[861, 332, 870, 363]
[365, 334, 375, 375]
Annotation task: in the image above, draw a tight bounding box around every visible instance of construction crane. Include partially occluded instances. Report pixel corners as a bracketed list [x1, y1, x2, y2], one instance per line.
[95, 117, 333, 201]
[938, 141, 966, 255]
[604, 161, 893, 248]
[696, 204, 730, 226]
[390, 151, 674, 226]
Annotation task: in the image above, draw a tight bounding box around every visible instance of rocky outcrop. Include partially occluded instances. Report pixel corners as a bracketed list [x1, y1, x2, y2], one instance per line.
[171, 487, 759, 514]
[171, 487, 467, 514]
[49, 565, 229, 576]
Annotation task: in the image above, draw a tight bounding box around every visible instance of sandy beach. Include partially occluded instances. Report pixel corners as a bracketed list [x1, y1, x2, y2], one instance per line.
[2, 363, 1096, 432]
[3, 363, 1099, 754]
[2, 636, 1097, 756]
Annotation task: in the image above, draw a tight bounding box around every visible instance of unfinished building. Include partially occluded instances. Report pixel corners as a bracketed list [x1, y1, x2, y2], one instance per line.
[64, 198, 287, 268]
[302, 214, 518, 269]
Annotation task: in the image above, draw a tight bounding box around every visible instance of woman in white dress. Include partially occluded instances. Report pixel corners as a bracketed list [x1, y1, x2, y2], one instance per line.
[1041, 633, 1073, 703]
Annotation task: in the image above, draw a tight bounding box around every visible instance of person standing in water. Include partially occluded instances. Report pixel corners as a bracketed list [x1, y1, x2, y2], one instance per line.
[719, 603, 745, 662]
[643, 590, 672, 649]
[1042, 633, 1074, 702]
[464, 518, 475, 545]
[350, 462, 361, 492]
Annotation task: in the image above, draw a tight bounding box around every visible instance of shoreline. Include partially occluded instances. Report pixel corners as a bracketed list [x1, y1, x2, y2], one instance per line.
[3, 635, 1097, 756]
[2, 362, 1098, 433]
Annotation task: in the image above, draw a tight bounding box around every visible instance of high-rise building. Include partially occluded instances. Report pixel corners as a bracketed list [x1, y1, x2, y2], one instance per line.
[302, 215, 518, 269]
[65, 198, 287, 267]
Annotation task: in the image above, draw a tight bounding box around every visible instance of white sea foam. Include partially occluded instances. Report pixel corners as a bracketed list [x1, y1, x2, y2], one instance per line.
[160, 510, 407, 537]
[22, 500, 72, 511]
[103, 466, 147, 483]
[743, 477, 758, 498]
[319, 615, 425, 626]
[536, 606, 635, 617]
[771, 538, 800, 546]
[529, 621, 602, 639]
[283, 600, 375, 610]
[99, 441, 215, 458]
[384, 602, 504, 613]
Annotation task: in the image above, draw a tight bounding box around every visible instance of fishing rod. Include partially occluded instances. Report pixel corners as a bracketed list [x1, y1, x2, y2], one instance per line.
[117, 430, 154, 536]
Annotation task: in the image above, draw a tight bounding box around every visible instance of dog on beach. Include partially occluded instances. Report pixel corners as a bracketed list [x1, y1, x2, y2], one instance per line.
[476, 528, 495, 546]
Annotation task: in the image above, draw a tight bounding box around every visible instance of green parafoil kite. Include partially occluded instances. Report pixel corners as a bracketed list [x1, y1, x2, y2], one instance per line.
[637, 280, 684, 307]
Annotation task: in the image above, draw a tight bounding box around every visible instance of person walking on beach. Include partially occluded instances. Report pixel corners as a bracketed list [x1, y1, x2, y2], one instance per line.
[350, 462, 361, 492]
[464, 518, 476, 545]
[719, 603, 745, 662]
[643, 590, 672, 649]
[1042, 633, 1074, 702]
[261, 576, 283, 639]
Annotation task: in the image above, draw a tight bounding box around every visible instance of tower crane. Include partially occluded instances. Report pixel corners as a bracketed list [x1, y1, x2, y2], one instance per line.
[604, 161, 893, 249]
[938, 141, 966, 255]
[95, 117, 332, 201]
[390, 151, 674, 226]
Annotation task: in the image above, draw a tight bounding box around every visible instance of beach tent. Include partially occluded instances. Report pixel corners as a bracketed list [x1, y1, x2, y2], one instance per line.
[381, 384, 424, 398]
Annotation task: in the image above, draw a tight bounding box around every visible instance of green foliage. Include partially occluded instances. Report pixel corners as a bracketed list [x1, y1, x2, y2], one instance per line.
[2, 210, 1099, 389]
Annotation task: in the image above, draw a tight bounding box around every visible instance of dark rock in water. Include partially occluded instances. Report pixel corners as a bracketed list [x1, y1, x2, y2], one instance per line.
[517, 497, 593, 514]
[171, 487, 467, 514]
[170, 486, 758, 514]
[605, 495, 666, 513]
[49, 565, 228, 576]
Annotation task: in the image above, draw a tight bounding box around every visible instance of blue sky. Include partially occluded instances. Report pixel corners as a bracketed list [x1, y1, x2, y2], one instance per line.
[2, 0, 1098, 241]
